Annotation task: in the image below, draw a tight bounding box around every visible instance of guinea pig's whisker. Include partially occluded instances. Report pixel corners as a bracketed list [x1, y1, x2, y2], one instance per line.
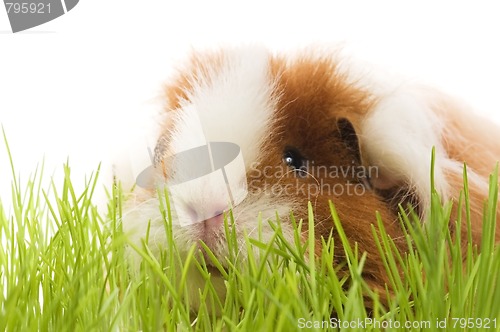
[274, 169, 321, 207]
[231, 205, 249, 222]
[299, 169, 321, 213]
[314, 215, 332, 228]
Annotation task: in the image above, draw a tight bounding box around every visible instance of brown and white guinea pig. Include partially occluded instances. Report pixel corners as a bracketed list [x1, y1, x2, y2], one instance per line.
[122, 46, 500, 307]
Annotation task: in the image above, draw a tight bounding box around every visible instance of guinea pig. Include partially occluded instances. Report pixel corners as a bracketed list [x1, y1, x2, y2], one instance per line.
[122, 46, 500, 309]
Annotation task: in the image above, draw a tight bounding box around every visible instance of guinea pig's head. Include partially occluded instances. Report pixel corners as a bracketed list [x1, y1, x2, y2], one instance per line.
[124, 47, 410, 298]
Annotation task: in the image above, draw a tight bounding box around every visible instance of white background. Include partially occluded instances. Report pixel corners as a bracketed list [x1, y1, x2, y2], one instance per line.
[1, 0, 499, 212]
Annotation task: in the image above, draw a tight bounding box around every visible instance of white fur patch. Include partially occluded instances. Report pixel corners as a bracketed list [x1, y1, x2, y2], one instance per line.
[361, 87, 450, 216]
[170, 47, 277, 169]
[162, 46, 287, 225]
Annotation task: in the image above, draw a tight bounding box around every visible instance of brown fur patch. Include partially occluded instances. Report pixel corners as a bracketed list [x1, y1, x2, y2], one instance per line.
[260, 55, 407, 299]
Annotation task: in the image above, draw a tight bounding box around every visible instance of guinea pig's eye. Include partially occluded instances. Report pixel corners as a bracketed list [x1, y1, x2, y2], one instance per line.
[283, 147, 308, 177]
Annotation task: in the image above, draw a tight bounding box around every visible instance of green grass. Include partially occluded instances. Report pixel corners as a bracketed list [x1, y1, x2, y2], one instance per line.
[1, 137, 499, 331]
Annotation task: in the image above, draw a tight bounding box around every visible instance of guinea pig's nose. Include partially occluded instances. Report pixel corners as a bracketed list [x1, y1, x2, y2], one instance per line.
[185, 204, 225, 226]
[203, 211, 224, 226]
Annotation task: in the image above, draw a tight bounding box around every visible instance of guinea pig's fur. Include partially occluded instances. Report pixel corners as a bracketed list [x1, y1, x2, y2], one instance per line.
[123, 46, 500, 309]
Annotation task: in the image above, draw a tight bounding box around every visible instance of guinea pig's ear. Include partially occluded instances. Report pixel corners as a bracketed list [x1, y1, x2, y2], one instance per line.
[337, 118, 362, 164]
